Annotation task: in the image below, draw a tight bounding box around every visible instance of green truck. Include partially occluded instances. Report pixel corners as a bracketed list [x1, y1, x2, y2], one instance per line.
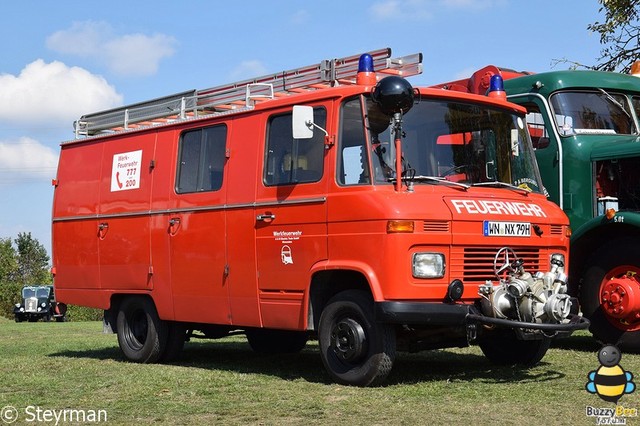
[434, 66, 640, 349]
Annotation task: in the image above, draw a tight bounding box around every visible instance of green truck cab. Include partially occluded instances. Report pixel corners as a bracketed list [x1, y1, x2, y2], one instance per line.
[434, 67, 640, 349]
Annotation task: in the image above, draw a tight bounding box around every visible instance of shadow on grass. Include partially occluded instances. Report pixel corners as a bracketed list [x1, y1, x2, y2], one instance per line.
[550, 334, 601, 353]
[50, 339, 565, 387]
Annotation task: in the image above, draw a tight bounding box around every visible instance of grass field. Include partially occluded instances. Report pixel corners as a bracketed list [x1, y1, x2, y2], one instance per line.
[1, 317, 639, 425]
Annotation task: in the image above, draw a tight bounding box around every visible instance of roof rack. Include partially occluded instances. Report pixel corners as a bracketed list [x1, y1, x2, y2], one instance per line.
[73, 47, 423, 138]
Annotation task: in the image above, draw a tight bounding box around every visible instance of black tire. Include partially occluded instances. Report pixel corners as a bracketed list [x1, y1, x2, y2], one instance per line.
[580, 238, 640, 351]
[161, 322, 187, 362]
[478, 331, 550, 366]
[246, 328, 308, 354]
[14, 316, 22, 323]
[116, 297, 168, 363]
[55, 316, 66, 323]
[318, 290, 396, 387]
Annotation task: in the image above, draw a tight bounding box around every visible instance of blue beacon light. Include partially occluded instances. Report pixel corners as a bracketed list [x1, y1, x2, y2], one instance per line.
[356, 53, 376, 85]
[488, 74, 506, 99]
[358, 54, 374, 73]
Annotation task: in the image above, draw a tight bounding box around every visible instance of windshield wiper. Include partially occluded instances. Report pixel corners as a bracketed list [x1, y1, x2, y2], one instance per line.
[407, 175, 470, 190]
[471, 181, 530, 195]
[598, 88, 632, 120]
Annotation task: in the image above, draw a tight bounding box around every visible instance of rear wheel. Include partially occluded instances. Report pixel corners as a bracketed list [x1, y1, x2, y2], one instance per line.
[478, 330, 550, 366]
[246, 329, 308, 354]
[318, 290, 396, 387]
[116, 297, 168, 363]
[580, 238, 640, 351]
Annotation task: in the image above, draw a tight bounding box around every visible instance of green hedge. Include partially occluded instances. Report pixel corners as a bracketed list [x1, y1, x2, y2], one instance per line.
[65, 305, 103, 322]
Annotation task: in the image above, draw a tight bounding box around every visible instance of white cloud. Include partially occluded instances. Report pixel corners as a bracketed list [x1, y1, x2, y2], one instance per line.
[230, 60, 269, 80]
[369, 0, 433, 21]
[104, 33, 177, 76]
[0, 137, 58, 182]
[46, 21, 113, 57]
[441, 0, 506, 9]
[369, 0, 504, 21]
[46, 21, 177, 76]
[291, 10, 310, 25]
[0, 59, 122, 126]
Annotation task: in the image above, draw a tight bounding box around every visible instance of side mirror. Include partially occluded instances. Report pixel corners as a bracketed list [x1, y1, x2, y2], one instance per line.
[292, 105, 314, 139]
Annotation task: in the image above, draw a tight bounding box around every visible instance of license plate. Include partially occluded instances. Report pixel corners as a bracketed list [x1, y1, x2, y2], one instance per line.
[483, 221, 531, 237]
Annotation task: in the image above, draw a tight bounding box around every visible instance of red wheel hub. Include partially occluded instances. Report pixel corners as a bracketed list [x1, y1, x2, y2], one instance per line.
[600, 266, 640, 331]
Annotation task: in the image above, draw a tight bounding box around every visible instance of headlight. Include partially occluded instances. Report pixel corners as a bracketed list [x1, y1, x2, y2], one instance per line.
[41, 302, 47, 308]
[412, 253, 445, 278]
[15, 303, 20, 308]
[19, 307, 24, 312]
[551, 253, 565, 267]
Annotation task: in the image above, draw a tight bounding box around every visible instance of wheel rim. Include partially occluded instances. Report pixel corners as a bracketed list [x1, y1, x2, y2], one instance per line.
[599, 265, 640, 332]
[330, 317, 367, 363]
[125, 309, 148, 350]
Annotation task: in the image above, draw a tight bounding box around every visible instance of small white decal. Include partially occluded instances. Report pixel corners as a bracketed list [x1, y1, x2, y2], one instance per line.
[111, 150, 142, 192]
[281, 245, 294, 265]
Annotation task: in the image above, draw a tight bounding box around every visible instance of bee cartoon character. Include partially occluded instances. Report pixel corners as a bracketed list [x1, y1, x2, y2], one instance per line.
[586, 345, 636, 403]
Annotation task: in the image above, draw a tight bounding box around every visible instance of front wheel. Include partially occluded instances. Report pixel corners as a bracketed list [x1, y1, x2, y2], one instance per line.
[478, 331, 550, 366]
[580, 237, 640, 351]
[116, 297, 168, 363]
[318, 290, 396, 387]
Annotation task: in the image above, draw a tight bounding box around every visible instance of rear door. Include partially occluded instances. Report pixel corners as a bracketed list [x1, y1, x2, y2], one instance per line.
[98, 133, 155, 290]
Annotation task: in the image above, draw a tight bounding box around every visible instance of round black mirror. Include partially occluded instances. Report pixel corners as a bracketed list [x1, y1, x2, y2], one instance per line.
[372, 76, 415, 116]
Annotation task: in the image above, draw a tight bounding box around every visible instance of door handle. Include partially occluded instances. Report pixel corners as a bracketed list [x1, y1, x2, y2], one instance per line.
[97, 222, 109, 239]
[168, 217, 181, 235]
[256, 213, 275, 222]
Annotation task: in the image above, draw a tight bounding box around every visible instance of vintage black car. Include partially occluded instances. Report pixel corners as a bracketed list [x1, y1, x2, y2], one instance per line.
[14, 285, 67, 322]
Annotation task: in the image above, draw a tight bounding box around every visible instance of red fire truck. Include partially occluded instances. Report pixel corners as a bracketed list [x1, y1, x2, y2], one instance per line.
[52, 48, 587, 386]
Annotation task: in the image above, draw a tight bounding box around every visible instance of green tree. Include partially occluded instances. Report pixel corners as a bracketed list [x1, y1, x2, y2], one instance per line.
[0, 237, 18, 283]
[0, 233, 53, 318]
[14, 232, 51, 285]
[589, 0, 640, 72]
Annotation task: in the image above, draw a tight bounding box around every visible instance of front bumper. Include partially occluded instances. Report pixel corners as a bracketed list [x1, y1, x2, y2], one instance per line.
[375, 301, 590, 333]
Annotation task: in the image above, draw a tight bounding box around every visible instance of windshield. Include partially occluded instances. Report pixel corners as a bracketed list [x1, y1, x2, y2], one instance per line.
[364, 97, 544, 193]
[36, 287, 51, 298]
[550, 90, 636, 136]
[22, 287, 36, 298]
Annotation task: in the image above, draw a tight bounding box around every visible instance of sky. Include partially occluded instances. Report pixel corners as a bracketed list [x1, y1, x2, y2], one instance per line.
[0, 0, 604, 254]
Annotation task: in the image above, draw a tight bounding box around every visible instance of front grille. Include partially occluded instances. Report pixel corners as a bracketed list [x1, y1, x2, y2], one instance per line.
[450, 246, 542, 284]
[422, 221, 450, 232]
[25, 298, 38, 313]
[550, 225, 563, 235]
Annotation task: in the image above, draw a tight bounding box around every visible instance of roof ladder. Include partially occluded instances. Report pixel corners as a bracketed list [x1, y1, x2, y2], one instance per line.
[73, 47, 423, 137]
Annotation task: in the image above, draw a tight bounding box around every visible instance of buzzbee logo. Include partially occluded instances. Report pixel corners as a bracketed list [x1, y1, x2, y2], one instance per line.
[586, 345, 636, 403]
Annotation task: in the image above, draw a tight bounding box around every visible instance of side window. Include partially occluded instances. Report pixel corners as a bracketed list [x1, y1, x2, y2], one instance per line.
[523, 103, 550, 150]
[264, 107, 326, 186]
[338, 97, 371, 185]
[176, 125, 227, 193]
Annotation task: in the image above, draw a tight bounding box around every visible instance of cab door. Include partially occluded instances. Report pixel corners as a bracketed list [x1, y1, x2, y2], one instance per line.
[255, 106, 329, 329]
